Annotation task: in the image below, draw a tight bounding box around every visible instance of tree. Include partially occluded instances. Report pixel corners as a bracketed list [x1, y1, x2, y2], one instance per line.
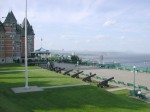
[48, 56, 59, 61]
[71, 55, 81, 64]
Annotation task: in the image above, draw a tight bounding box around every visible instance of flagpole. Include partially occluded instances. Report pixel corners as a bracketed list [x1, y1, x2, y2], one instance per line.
[25, 0, 29, 89]
[41, 38, 43, 48]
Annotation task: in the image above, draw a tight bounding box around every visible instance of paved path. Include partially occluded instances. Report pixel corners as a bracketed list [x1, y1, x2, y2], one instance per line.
[107, 87, 129, 92]
[0, 69, 41, 72]
[11, 83, 90, 93]
[83, 69, 150, 89]
[0, 70, 25, 72]
[41, 83, 90, 89]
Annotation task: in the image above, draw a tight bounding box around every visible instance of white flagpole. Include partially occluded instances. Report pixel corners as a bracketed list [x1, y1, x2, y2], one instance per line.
[25, 0, 29, 89]
[41, 38, 43, 47]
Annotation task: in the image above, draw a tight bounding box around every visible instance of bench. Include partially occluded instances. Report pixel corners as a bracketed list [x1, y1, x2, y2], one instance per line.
[127, 83, 134, 87]
[130, 90, 147, 100]
[138, 85, 149, 90]
[95, 76, 101, 79]
[102, 78, 107, 80]
[85, 74, 90, 76]
[118, 81, 126, 85]
[109, 79, 117, 83]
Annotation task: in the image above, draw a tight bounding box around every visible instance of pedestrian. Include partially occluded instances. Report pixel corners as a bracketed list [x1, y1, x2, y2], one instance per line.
[137, 90, 142, 98]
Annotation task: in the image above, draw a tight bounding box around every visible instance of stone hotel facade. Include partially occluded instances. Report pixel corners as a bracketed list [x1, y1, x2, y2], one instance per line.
[0, 11, 35, 63]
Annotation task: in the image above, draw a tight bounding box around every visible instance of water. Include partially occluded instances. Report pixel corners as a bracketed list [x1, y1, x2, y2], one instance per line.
[78, 52, 150, 68]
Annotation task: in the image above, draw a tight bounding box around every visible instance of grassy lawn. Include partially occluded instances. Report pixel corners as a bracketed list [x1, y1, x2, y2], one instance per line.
[0, 64, 40, 70]
[0, 65, 150, 112]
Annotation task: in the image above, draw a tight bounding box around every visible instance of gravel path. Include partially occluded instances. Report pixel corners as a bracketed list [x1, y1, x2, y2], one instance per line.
[52, 62, 150, 89]
[83, 69, 150, 89]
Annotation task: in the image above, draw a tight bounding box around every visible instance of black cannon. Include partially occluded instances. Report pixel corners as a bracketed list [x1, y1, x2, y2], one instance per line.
[51, 67, 58, 71]
[71, 71, 83, 78]
[48, 65, 56, 71]
[39, 64, 47, 69]
[55, 67, 65, 73]
[63, 69, 73, 75]
[97, 77, 114, 88]
[47, 61, 55, 70]
[82, 73, 96, 82]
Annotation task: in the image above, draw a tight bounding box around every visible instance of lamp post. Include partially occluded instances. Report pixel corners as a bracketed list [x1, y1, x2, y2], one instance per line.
[77, 61, 79, 72]
[144, 61, 148, 73]
[61, 49, 64, 61]
[133, 66, 136, 93]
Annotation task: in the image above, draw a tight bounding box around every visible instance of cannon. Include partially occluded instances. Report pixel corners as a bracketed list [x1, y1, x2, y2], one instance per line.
[82, 73, 96, 82]
[63, 69, 73, 75]
[48, 65, 55, 71]
[55, 67, 65, 73]
[47, 61, 55, 70]
[39, 64, 47, 69]
[50, 67, 58, 71]
[97, 77, 114, 88]
[71, 71, 83, 78]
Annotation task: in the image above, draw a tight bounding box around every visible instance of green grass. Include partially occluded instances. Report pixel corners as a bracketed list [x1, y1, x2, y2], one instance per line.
[0, 65, 150, 112]
[0, 64, 40, 70]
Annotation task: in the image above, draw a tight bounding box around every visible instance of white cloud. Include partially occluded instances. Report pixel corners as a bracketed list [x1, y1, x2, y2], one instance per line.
[120, 36, 125, 40]
[95, 35, 110, 40]
[1, 0, 150, 53]
[103, 20, 116, 27]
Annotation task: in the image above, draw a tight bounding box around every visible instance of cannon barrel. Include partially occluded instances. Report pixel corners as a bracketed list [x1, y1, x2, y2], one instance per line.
[55, 67, 65, 73]
[97, 77, 114, 88]
[103, 77, 114, 82]
[82, 74, 96, 82]
[63, 69, 73, 75]
[53, 67, 58, 71]
[71, 71, 83, 78]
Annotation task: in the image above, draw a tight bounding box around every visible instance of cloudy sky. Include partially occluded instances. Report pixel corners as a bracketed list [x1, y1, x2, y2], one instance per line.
[1, 0, 150, 54]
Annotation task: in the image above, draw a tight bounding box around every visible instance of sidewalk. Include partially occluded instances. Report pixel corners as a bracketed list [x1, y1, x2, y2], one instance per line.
[107, 87, 128, 92]
[0, 69, 41, 72]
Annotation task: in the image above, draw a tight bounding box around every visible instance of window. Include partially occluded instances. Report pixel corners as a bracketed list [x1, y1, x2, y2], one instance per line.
[1, 47, 4, 50]
[1, 40, 4, 44]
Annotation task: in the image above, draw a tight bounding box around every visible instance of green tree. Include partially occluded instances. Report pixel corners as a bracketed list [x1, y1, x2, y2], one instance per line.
[71, 55, 81, 64]
[48, 56, 59, 61]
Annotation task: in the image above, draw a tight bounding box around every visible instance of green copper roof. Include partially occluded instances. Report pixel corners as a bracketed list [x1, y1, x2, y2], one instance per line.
[21, 18, 35, 35]
[0, 21, 5, 32]
[16, 24, 25, 36]
[4, 11, 17, 24]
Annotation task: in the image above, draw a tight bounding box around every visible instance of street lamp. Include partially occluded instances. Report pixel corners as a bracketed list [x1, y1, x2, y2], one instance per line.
[133, 66, 136, 93]
[144, 61, 148, 73]
[77, 61, 79, 72]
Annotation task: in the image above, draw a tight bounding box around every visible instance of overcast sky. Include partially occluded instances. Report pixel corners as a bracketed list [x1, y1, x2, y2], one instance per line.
[1, 0, 150, 54]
